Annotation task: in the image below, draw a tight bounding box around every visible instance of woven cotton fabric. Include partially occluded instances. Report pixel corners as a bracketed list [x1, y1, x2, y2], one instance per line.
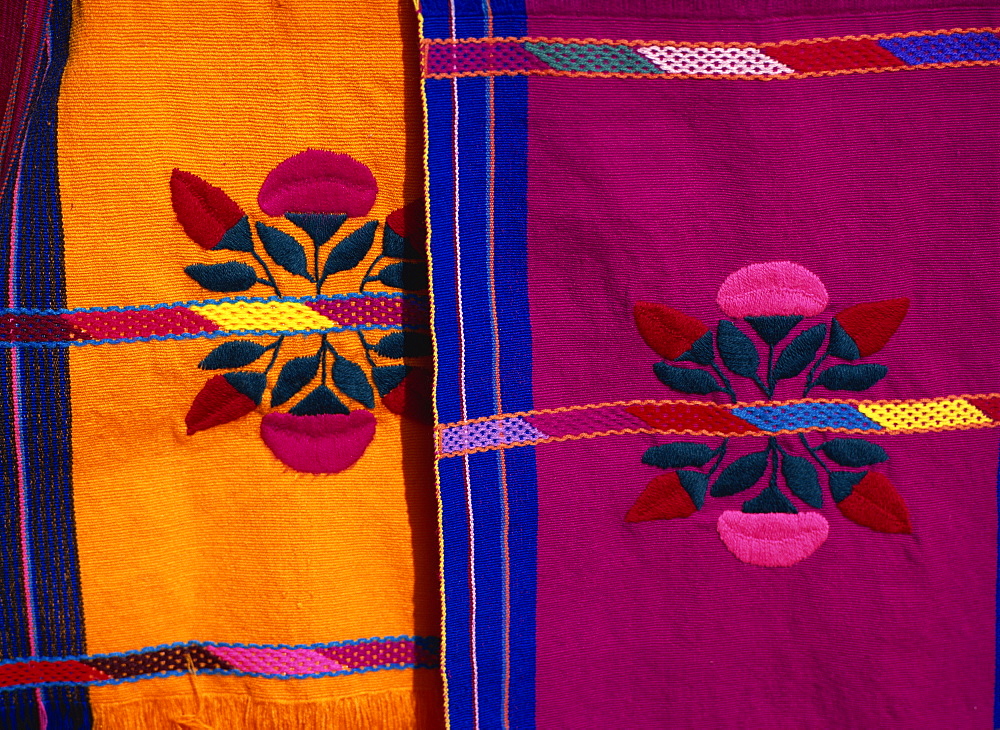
[421, 0, 1000, 727]
[1, 0, 442, 727]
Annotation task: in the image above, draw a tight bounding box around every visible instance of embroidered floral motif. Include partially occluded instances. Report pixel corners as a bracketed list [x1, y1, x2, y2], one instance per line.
[173, 151, 431, 474]
[629, 261, 912, 566]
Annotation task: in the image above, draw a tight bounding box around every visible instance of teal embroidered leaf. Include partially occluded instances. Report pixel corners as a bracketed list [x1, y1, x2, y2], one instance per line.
[642, 443, 715, 469]
[827, 319, 861, 361]
[711, 450, 769, 497]
[676, 331, 714, 366]
[773, 324, 827, 380]
[373, 331, 433, 358]
[371, 364, 409, 397]
[829, 470, 866, 502]
[198, 341, 268, 370]
[184, 262, 258, 293]
[286, 213, 347, 246]
[323, 220, 378, 279]
[255, 222, 312, 280]
[653, 363, 723, 395]
[288, 385, 349, 416]
[214, 217, 255, 253]
[677, 470, 709, 509]
[820, 438, 888, 467]
[332, 355, 375, 409]
[271, 355, 320, 407]
[379, 261, 429, 291]
[223, 371, 267, 405]
[382, 226, 422, 259]
[716, 321, 759, 378]
[817, 363, 888, 391]
[742, 486, 798, 514]
[780, 454, 822, 508]
[745, 316, 802, 345]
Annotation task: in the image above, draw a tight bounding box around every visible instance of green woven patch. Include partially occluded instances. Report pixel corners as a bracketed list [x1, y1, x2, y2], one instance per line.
[524, 42, 664, 74]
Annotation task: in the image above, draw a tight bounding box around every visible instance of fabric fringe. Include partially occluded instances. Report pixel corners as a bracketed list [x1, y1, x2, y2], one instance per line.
[92, 687, 445, 730]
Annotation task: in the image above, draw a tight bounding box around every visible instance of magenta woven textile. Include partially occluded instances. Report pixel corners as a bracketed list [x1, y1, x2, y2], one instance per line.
[423, 0, 1000, 727]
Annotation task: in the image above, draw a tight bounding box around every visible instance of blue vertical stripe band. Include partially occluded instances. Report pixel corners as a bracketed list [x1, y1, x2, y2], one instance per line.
[424, 0, 536, 727]
[1, 0, 90, 727]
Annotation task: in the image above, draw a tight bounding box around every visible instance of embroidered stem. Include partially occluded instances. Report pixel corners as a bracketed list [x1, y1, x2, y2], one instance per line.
[709, 363, 738, 404]
[803, 351, 828, 396]
[263, 337, 284, 374]
[320, 336, 330, 385]
[750, 373, 770, 400]
[798, 432, 832, 474]
[706, 438, 729, 477]
[250, 250, 281, 296]
[766, 343, 776, 398]
[768, 438, 780, 491]
[356, 328, 378, 370]
[314, 239, 322, 297]
[359, 253, 385, 294]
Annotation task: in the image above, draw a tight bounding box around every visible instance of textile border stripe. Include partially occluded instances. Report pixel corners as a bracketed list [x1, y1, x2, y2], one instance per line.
[0, 294, 430, 346]
[423, 0, 538, 727]
[0, 0, 86, 726]
[436, 394, 1000, 456]
[0, 637, 440, 692]
[422, 27, 1000, 79]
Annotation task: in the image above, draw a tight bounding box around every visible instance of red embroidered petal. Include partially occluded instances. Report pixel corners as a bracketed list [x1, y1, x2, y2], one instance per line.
[170, 169, 245, 249]
[633, 302, 708, 360]
[834, 298, 909, 357]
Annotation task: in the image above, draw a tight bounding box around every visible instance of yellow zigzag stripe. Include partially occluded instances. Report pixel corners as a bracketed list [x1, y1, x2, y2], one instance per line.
[858, 397, 993, 431]
[191, 301, 335, 332]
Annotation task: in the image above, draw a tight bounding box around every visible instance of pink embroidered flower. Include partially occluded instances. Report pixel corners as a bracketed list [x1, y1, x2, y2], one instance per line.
[258, 149, 378, 217]
[716, 511, 829, 567]
[716, 261, 829, 318]
[260, 410, 376, 474]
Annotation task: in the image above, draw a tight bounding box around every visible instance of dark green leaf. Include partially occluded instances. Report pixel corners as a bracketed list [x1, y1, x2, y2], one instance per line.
[223, 371, 267, 405]
[653, 363, 722, 395]
[323, 220, 378, 278]
[827, 319, 861, 361]
[255, 222, 312, 280]
[184, 261, 258, 292]
[332, 355, 375, 408]
[642, 443, 715, 470]
[773, 324, 827, 380]
[378, 261, 429, 291]
[198, 340, 268, 370]
[677, 470, 709, 509]
[285, 213, 347, 246]
[382, 226, 423, 259]
[373, 331, 433, 358]
[271, 355, 320, 407]
[214, 216, 254, 252]
[371, 364, 409, 397]
[820, 438, 888, 467]
[711, 450, 769, 497]
[676, 331, 714, 365]
[816, 363, 888, 391]
[717, 321, 759, 378]
[745, 316, 802, 345]
[288, 385, 349, 416]
[829, 470, 866, 502]
[742, 486, 798, 514]
[781, 454, 822, 508]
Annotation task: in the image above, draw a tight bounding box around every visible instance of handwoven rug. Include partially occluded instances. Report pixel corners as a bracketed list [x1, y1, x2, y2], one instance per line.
[1, 0, 442, 727]
[420, 0, 1000, 727]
